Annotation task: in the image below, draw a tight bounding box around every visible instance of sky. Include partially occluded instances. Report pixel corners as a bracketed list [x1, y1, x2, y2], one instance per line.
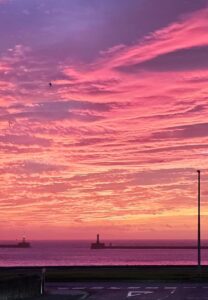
[0, 0, 208, 240]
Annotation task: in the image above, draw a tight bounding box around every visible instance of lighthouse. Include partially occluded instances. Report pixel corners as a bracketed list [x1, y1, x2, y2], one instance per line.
[91, 234, 105, 249]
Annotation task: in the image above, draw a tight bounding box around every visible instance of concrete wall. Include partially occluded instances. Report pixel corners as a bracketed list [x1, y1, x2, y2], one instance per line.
[0, 275, 41, 300]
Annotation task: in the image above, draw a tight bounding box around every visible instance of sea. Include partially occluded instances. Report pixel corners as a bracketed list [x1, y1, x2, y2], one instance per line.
[0, 240, 207, 267]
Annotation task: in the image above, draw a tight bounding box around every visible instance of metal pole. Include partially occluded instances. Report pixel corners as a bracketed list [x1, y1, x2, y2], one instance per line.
[41, 268, 46, 295]
[197, 170, 201, 268]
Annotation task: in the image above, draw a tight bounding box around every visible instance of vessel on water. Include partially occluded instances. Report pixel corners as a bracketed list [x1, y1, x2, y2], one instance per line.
[91, 234, 208, 250]
[0, 238, 31, 248]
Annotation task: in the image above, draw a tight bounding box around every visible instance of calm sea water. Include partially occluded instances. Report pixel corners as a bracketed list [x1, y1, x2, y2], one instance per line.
[0, 240, 207, 266]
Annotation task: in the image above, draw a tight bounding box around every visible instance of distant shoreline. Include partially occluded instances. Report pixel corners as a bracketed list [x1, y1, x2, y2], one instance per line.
[91, 245, 208, 249]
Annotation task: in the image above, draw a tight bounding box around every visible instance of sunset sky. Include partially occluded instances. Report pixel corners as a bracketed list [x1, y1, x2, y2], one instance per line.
[0, 0, 208, 240]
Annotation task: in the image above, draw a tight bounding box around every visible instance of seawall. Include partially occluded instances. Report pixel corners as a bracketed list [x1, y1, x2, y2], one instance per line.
[0, 273, 41, 300]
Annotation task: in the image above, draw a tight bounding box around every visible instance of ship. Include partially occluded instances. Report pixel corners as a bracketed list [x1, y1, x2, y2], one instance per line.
[91, 234, 208, 250]
[0, 237, 31, 248]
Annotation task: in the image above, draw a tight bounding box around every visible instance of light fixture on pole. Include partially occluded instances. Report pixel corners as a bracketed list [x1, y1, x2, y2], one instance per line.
[197, 170, 201, 268]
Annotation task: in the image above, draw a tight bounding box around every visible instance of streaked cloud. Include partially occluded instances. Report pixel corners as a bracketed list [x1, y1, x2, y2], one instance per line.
[118, 46, 208, 73]
[0, 0, 208, 239]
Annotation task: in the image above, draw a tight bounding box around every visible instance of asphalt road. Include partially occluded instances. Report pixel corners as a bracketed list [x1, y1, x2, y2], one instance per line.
[46, 281, 208, 299]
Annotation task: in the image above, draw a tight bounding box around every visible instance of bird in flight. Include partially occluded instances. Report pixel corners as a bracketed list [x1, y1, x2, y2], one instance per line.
[49, 82, 53, 87]
[8, 118, 16, 128]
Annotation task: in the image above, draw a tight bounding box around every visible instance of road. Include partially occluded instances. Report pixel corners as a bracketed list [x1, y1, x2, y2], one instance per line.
[46, 281, 208, 299]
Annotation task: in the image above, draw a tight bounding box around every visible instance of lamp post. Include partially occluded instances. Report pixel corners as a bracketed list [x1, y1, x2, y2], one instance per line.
[41, 268, 46, 295]
[197, 170, 201, 268]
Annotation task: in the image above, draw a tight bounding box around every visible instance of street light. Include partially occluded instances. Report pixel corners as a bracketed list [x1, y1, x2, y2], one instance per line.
[197, 170, 201, 268]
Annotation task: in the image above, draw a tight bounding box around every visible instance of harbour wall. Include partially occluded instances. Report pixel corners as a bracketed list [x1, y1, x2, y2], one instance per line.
[0, 274, 41, 300]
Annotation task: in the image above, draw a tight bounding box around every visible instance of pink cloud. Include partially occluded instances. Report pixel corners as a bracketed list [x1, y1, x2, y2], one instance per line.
[0, 5, 208, 239]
